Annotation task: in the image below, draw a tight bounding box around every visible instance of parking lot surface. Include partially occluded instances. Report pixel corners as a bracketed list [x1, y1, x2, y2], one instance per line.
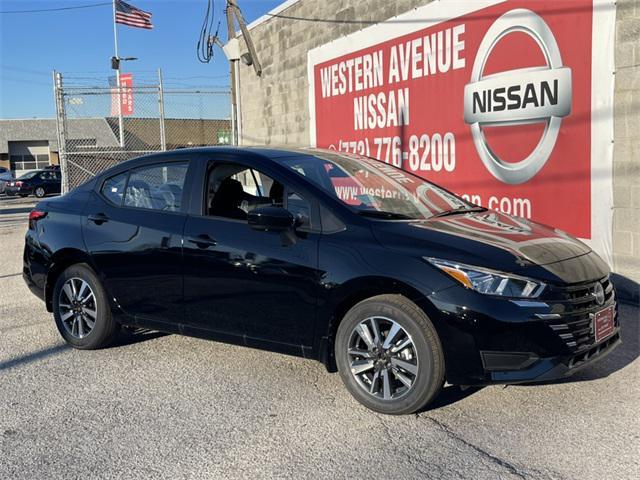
[1, 201, 638, 480]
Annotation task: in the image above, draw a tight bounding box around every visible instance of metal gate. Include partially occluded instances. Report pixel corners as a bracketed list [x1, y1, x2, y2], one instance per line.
[53, 70, 231, 192]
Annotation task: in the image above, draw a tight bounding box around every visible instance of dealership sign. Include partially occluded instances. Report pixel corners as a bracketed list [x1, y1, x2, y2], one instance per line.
[308, 0, 615, 264]
[109, 73, 134, 116]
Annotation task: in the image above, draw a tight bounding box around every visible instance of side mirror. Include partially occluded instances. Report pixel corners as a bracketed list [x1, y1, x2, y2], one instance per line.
[248, 206, 295, 232]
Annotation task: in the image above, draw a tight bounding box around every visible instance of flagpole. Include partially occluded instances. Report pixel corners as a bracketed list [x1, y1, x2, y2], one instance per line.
[112, 0, 125, 148]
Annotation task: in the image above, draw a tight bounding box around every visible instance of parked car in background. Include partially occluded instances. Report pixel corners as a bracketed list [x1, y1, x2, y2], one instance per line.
[0, 167, 13, 194]
[5, 169, 61, 198]
[23, 147, 619, 415]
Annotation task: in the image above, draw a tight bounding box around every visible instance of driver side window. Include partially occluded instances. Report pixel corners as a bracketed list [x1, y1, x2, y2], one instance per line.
[205, 163, 314, 229]
[206, 165, 282, 221]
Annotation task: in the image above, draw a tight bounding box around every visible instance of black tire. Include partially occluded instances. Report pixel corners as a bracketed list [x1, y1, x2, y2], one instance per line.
[52, 263, 120, 349]
[335, 294, 445, 415]
[34, 186, 46, 198]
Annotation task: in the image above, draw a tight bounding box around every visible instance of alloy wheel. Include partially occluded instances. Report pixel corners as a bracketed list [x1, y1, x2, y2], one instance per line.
[347, 316, 419, 401]
[58, 277, 97, 339]
[35, 187, 45, 198]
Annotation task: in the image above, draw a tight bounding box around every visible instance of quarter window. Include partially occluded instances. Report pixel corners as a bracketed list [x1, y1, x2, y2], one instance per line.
[101, 172, 128, 206]
[124, 163, 188, 211]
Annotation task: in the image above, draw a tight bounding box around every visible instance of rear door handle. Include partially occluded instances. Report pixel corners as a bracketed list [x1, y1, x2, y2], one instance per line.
[88, 213, 109, 225]
[187, 234, 217, 249]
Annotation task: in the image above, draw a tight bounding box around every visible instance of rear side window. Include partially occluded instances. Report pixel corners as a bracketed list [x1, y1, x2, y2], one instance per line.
[124, 162, 188, 211]
[101, 172, 128, 206]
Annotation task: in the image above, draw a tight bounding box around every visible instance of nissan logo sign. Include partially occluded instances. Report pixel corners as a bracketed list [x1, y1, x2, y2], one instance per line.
[464, 9, 572, 185]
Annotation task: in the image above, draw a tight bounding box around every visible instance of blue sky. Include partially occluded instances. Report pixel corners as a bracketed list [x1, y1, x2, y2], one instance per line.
[0, 0, 282, 118]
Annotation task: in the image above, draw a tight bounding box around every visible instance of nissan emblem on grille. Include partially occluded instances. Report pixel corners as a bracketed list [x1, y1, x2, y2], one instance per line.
[592, 282, 605, 306]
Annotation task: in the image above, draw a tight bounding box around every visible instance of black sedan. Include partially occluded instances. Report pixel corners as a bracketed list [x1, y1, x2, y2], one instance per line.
[5, 169, 61, 198]
[22, 148, 619, 414]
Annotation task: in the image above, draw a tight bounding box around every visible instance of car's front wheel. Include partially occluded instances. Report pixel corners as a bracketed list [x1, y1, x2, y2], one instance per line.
[34, 186, 46, 198]
[336, 294, 445, 415]
[52, 264, 120, 349]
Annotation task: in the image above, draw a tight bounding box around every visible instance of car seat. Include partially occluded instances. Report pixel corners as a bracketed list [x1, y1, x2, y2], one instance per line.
[210, 178, 247, 220]
[125, 179, 153, 209]
[154, 183, 183, 211]
[269, 181, 284, 206]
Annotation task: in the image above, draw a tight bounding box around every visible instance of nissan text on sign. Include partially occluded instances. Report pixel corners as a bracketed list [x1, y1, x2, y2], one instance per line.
[308, 0, 615, 265]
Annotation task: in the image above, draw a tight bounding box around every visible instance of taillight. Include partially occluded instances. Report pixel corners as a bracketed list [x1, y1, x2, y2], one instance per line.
[15, 181, 23, 187]
[28, 210, 47, 229]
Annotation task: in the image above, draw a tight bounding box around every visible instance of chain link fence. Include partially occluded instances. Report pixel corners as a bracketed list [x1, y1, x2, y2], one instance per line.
[54, 71, 231, 191]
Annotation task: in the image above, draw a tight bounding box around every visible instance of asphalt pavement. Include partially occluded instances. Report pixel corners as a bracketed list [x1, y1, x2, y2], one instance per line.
[0, 202, 638, 480]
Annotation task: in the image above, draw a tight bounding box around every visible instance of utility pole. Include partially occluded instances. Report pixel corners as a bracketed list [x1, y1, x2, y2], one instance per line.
[112, 0, 125, 148]
[226, 4, 238, 145]
[228, 0, 262, 76]
[224, 0, 262, 145]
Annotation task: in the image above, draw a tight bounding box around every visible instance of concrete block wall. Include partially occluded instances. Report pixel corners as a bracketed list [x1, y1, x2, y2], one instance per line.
[237, 0, 640, 289]
[613, 0, 640, 288]
[236, 0, 433, 146]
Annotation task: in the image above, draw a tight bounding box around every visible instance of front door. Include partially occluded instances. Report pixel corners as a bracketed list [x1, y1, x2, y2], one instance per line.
[83, 161, 189, 324]
[182, 162, 321, 348]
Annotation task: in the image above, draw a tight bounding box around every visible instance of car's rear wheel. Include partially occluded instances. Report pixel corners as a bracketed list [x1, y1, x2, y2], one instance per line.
[52, 264, 119, 349]
[335, 294, 445, 415]
[34, 186, 46, 198]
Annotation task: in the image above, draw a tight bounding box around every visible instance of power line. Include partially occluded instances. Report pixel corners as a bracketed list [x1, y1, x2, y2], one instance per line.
[0, 2, 111, 14]
[197, 0, 220, 63]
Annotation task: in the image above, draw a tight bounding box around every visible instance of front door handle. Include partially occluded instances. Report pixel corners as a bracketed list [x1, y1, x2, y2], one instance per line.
[88, 213, 109, 225]
[187, 234, 217, 249]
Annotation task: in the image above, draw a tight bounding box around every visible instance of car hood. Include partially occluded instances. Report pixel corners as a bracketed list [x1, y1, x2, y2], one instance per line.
[371, 210, 607, 283]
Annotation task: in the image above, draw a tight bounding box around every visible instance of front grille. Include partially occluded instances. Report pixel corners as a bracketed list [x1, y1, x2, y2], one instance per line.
[541, 276, 617, 351]
[567, 332, 620, 369]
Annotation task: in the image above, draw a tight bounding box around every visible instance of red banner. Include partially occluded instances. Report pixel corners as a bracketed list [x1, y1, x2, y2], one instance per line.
[308, 0, 615, 261]
[110, 72, 134, 116]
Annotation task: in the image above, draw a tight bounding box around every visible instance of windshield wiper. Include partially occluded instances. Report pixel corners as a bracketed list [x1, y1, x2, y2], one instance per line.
[358, 210, 414, 220]
[430, 206, 488, 219]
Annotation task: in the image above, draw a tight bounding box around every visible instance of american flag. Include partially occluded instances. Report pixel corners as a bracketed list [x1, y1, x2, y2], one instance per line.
[115, 0, 153, 30]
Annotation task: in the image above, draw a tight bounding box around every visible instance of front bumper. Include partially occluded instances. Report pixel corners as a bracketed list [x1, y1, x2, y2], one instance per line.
[479, 330, 621, 384]
[424, 275, 621, 385]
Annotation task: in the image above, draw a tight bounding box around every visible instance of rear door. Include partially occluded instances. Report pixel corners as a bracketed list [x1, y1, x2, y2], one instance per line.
[83, 159, 190, 324]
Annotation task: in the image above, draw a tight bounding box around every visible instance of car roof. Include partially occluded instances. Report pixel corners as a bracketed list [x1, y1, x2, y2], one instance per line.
[157, 146, 332, 160]
[90, 146, 343, 184]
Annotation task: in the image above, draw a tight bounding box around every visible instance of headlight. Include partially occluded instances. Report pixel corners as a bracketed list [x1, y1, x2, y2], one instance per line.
[424, 257, 546, 298]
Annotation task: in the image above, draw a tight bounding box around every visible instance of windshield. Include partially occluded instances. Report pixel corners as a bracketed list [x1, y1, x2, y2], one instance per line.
[18, 171, 39, 180]
[278, 151, 473, 220]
